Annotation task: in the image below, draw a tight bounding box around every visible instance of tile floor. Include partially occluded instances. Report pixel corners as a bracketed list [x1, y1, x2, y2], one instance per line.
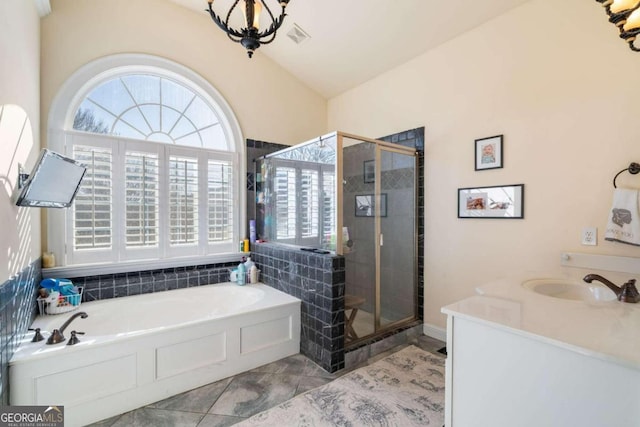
[89, 334, 445, 427]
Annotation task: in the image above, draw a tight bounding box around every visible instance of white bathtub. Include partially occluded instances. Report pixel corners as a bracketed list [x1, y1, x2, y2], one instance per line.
[10, 283, 301, 427]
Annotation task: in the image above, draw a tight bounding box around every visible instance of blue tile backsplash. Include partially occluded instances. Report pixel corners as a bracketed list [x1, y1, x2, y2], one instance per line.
[69, 262, 239, 303]
[0, 258, 41, 405]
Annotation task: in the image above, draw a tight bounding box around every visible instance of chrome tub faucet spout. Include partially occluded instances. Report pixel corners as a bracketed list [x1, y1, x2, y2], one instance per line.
[583, 274, 640, 303]
[46, 311, 88, 345]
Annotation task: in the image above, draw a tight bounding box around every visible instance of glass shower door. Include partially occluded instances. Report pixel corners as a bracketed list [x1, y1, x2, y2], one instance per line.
[376, 147, 416, 329]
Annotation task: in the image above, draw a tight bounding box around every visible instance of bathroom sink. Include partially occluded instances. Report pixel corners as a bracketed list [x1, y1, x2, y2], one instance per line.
[522, 279, 617, 302]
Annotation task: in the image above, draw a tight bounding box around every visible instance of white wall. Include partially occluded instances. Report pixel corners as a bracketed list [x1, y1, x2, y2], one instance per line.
[328, 0, 640, 329]
[0, 1, 41, 282]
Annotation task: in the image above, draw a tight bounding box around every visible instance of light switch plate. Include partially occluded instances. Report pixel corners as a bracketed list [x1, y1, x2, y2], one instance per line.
[581, 227, 597, 246]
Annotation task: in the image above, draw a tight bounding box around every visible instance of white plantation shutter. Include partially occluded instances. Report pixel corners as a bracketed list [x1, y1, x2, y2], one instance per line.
[169, 155, 199, 245]
[73, 145, 113, 250]
[271, 163, 330, 247]
[124, 151, 159, 248]
[322, 170, 336, 246]
[300, 169, 319, 239]
[208, 160, 233, 242]
[275, 167, 296, 240]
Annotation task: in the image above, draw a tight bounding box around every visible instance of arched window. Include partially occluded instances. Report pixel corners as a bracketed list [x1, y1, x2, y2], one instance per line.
[47, 55, 244, 272]
[73, 74, 231, 150]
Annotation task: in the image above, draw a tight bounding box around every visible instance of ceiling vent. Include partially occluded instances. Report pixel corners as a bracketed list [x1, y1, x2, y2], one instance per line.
[286, 24, 311, 45]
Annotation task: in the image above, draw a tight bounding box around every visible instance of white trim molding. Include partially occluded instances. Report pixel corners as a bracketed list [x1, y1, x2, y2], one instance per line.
[34, 0, 51, 17]
[423, 322, 447, 342]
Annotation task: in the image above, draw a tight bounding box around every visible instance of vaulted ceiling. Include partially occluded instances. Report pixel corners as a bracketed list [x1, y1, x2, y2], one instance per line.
[173, 0, 532, 98]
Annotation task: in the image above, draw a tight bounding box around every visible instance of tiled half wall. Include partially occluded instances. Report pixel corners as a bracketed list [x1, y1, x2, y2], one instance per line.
[251, 243, 346, 373]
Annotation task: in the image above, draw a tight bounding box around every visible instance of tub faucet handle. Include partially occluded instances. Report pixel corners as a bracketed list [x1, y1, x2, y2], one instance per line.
[28, 327, 44, 342]
[67, 330, 85, 346]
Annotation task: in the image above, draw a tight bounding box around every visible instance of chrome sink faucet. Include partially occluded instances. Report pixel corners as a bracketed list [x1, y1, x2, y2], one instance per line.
[46, 311, 88, 345]
[583, 274, 640, 303]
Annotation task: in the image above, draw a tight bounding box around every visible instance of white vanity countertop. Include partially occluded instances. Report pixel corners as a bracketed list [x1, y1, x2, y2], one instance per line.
[441, 276, 640, 371]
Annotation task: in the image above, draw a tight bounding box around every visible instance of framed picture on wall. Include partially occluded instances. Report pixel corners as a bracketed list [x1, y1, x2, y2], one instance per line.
[355, 194, 387, 217]
[363, 160, 375, 183]
[475, 135, 503, 171]
[458, 184, 524, 219]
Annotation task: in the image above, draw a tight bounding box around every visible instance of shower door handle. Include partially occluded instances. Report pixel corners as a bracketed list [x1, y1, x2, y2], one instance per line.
[379, 233, 384, 246]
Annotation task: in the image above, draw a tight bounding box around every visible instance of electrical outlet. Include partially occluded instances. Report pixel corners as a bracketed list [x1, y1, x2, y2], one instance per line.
[581, 227, 597, 246]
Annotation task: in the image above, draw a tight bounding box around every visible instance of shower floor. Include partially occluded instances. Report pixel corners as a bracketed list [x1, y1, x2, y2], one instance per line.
[346, 309, 395, 343]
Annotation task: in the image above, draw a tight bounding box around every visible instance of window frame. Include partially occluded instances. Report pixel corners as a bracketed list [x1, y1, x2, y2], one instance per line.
[46, 54, 245, 275]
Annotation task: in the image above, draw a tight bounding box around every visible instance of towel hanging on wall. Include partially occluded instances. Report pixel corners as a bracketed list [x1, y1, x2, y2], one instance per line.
[604, 189, 640, 246]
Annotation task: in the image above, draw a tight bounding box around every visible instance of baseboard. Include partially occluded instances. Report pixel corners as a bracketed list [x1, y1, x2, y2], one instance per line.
[423, 323, 446, 342]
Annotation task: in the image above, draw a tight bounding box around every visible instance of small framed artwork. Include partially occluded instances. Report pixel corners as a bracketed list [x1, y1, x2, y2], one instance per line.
[475, 135, 503, 171]
[363, 160, 375, 183]
[458, 184, 524, 219]
[355, 194, 387, 217]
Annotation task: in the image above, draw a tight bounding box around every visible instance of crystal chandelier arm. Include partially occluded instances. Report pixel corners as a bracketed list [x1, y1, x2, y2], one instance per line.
[207, 1, 245, 41]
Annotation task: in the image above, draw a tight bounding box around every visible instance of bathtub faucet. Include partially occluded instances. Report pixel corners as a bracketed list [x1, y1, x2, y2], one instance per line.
[46, 311, 88, 345]
[583, 274, 640, 303]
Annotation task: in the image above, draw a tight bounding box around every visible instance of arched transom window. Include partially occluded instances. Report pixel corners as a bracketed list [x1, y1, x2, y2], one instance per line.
[73, 74, 230, 150]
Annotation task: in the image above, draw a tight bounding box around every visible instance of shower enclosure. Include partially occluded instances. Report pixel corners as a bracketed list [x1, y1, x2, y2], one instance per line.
[256, 131, 418, 345]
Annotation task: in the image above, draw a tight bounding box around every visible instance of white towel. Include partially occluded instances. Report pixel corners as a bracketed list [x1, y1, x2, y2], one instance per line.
[604, 189, 640, 246]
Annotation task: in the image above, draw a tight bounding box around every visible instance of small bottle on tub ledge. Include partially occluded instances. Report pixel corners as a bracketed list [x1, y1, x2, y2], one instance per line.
[237, 257, 246, 285]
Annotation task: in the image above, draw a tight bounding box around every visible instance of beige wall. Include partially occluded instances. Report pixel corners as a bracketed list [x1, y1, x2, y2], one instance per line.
[40, 0, 328, 253]
[328, 0, 640, 329]
[0, 1, 41, 282]
[40, 0, 327, 147]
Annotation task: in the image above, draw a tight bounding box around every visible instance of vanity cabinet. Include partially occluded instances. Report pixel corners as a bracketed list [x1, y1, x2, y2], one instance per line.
[442, 296, 640, 427]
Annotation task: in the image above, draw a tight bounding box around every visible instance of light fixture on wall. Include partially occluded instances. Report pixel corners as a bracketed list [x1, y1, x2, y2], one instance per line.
[596, 0, 640, 51]
[206, 0, 291, 58]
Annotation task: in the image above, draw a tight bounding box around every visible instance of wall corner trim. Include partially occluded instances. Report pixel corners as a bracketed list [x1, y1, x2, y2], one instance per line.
[34, 0, 51, 18]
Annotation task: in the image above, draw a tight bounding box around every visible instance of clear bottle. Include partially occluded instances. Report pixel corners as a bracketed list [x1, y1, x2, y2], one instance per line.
[237, 258, 246, 285]
[244, 257, 255, 272]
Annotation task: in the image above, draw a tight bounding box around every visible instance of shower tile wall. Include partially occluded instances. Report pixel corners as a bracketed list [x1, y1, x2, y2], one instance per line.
[251, 243, 346, 373]
[379, 127, 425, 321]
[0, 259, 41, 405]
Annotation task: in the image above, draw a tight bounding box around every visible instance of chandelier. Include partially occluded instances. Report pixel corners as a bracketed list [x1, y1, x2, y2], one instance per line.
[206, 0, 291, 58]
[596, 0, 640, 51]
